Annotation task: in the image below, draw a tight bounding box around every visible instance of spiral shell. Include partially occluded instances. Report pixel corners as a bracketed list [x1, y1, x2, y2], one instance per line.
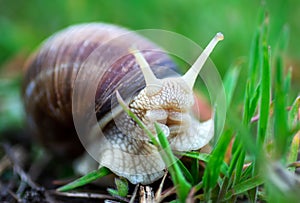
[22, 23, 177, 157]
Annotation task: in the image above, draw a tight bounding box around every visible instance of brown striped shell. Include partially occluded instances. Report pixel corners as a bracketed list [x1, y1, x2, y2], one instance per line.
[22, 23, 177, 157]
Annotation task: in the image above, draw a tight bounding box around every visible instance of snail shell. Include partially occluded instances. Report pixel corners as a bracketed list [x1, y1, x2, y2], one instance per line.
[23, 23, 176, 155]
[22, 23, 221, 184]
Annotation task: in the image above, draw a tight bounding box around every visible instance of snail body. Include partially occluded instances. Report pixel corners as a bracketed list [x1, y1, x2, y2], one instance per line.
[22, 23, 222, 184]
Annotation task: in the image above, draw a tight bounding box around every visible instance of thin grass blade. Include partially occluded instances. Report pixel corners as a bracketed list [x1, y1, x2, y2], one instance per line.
[57, 167, 111, 192]
[225, 175, 264, 200]
[223, 65, 240, 108]
[203, 130, 233, 199]
[155, 122, 191, 201]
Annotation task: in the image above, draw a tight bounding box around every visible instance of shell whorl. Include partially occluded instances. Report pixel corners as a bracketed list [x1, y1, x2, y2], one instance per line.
[22, 23, 177, 157]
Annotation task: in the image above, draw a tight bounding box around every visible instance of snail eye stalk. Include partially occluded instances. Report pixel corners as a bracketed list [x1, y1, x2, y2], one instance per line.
[182, 32, 224, 89]
[131, 49, 162, 87]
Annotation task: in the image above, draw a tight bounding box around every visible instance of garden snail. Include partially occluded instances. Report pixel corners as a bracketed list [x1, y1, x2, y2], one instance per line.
[22, 23, 223, 184]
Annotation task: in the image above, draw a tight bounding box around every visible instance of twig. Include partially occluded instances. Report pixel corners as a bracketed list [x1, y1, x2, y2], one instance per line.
[129, 184, 139, 203]
[158, 187, 176, 202]
[8, 189, 21, 202]
[155, 170, 168, 202]
[288, 161, 300, 168]
[0, 181, 21, 202]
[51, 190, 129, 202]
[0, 155, 11, 175]
[186, 187, 196, 203]
[2, 143, 39, 190]
[16, 181, 28, 197]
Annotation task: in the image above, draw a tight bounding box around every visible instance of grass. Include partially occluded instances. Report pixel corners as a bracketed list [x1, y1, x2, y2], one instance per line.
[56, 10, 300, 202]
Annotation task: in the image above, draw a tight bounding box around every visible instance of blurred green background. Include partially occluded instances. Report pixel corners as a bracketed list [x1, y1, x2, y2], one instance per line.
[0, 0, 299, 132]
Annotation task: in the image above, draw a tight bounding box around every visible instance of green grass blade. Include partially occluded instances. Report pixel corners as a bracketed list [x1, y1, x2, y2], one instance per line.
[234, 149, 246, 185]
[229, 79, 252, 185]
[155, 123, 191, 202]
[230, 79, 257, 190]
[229, 81, 253, 184]
[228, 114, 258, 158]
[288, 96, 300, 129]
[177, 159, 194, 184]
[218, 175, 230, 201]
[273, 28, 289, 160]
[284, 68, 292, 96]
[287, 96, 300, 169]
[248, 84, 261, 123]
[223, 65, 240, 108]
[257, 15, 271, 151]
[248, 8, 265, 95]
[247, 11, 270, 202]
[231, 111, 262, 202]
[287, 132, 300, 172]
[180, 152, 228, 175]
[179, 151, 210, 162]
[225, 175, 264, 200]
[228, 142, 243, 177]
[203, 130, 233, 199]
[116, 178, 129, 197]
[240, 163, 254, 182]
[248, 28, 260, 95]
[108, 178, 129, 197]
[241, 82, 251, 131]
[190, 158, 200, 184]
[57, 167, 111, 192]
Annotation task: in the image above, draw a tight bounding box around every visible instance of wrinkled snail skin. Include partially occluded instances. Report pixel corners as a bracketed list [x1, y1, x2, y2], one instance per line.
[22, 23, 222, 184]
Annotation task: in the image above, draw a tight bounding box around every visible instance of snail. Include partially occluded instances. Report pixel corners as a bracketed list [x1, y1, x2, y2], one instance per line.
[22, 23, 223, 184]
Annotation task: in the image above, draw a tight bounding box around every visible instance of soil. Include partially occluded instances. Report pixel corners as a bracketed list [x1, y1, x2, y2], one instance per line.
[0, 128, 176, 203]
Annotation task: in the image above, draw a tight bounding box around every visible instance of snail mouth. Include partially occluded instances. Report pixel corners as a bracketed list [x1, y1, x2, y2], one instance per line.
[167, 123, 190, 139]
[159, 110, 191, 139]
